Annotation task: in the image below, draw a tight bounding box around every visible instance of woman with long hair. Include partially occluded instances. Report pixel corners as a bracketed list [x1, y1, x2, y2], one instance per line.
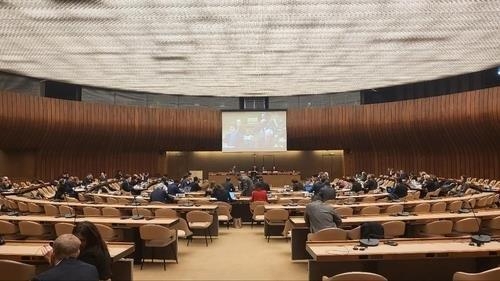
[73, 221, 112, 280]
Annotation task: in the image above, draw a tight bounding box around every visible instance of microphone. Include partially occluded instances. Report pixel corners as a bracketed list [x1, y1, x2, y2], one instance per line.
[466, 192, 491, 246]
[131, 195, 144, 220]
[64, 195, 76, 219]
[0, 235, 5, 245]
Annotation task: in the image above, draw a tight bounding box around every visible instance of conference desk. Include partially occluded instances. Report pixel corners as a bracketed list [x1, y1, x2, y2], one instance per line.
[0, 240, 135, 281]
[306, 237, 500, 281]
[208, 173, 301, 188]
[288, 209, 500, 261]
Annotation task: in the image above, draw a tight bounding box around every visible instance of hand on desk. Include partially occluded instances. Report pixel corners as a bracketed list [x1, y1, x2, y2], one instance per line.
[40, 244, 55, 265]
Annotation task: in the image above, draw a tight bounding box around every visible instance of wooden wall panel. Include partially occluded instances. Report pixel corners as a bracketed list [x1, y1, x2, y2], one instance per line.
[1, 86, 499, 180]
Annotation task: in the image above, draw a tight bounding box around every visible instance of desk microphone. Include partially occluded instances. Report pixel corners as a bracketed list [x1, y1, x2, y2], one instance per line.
[466, 192, 491, 246]
[131, 195, 144, 220]
[0, 235, 4, 245]
[64, 195, 76, 219]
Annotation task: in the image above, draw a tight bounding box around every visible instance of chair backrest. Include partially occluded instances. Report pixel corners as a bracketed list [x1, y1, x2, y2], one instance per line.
[154, 208, 178, 218]
[334, 207, 354, 217]
[66, 197, 79, 203]
[18, 221, 45, 236]
[107, 197, 118, 204]
[488, 216, 500, 230]
[253, 205, 266, 216]
[217, 204, 232, 218]
[308, 227, 347, 241]
[264, 209, 289, 223]
[58, 205, 74, 216]
[17, 202, 29, 213]
[250, 201, 267, 213]
[94, 223, 116, 241]
[453, 266, 500, 281]
[82, 206, 101, 216]
[362, 196, 376, 203]
[448, 201, 463, 212]
[186, 210, 213, 223]
[412, 203, 431, 213]
[215, 201, 232, 211]
[462, 198, 476, 209]
[423, 220, 453, 235]
[381, 221, 405, 238]
[277, 198, 292, 205]
[139, 224, 174, 241]
[359, 206, 380, 215]
[323, 271, 388, 281]
[94, 196, 105, 204]
[475, 197, 489, 208]
[54, 222, 75, 236]
[0, 260, 36, 281]
[430, 201, 447, 213]
[0, 220, 18, 235]
[132, 208, 153, 217]
[384, 204, 403, 214]
[118, 198, 131, 205]
[297, 198, 311, 205]
[453, 218, 480, 233]
[43, 204, 59, 216]
[102, 207, 121, 217]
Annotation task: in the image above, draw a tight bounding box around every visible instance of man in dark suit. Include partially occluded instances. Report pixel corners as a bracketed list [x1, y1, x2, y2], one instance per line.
[34, 234, 99, 281]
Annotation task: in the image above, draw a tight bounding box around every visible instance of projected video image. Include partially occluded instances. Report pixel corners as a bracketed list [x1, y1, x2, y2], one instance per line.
[222, 111, 287, 152]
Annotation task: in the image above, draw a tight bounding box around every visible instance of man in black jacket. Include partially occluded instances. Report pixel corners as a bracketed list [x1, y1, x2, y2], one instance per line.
[34, 234, 99, 281]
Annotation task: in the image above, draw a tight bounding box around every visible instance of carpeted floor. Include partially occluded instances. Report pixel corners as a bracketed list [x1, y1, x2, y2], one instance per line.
[133, 224, 308, 280]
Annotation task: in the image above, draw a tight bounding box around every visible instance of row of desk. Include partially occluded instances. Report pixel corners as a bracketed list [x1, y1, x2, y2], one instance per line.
[306, 237, 500, 280]
[0, 240, 135, 281]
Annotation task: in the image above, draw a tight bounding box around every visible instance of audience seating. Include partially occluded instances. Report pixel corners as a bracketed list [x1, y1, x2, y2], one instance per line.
[322, 271, 388, 281]
[359, 206, 380, 215]
[82, 206, 101, 216]
[381, 221, 405, 238]
[215, 202, 233, 229]
[334, 207, 354, 217]
[139, 224, 177, 270]
[58, 205, 75, 217]
[487, 216, 500, 235]
[95, 223, 120, 241]
[383, 204, 403, 214]
[54, 222, 75, 236]
[0, 220, 22, 239]
[418, 220, 453, 237]
[154, 208, 178, 218]
[0, 260, 36, 281]
[453, 266, 500, 281]
[448, 201, 463, 212]
[43, 204, 59, 216]
[132, 208, 153, 218]
[430, 202, 447, 213]
[307, 227, 347, 241]
[186, 210, 213, 246]
[102, 207, 122, 217]
[264, 209, 289, 242]
[452, 218, 480, 236]
[251, 204, 266, 228]
[18, 221, 53, 240]
[412, 203, 431, 214]
[27, 202, 43, 214]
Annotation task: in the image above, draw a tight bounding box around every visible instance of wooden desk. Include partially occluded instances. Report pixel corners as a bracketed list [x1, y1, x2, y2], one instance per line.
[288, 209, 500, 261]
[208, 173, 301, 188]
[306, 238, 500, 281]
[0, 240, 135, 281]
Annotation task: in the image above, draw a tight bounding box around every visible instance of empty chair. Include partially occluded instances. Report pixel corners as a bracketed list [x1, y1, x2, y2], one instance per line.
[186, 210, 213, 246]
[462, 198, 476, 209]
[27, 202, 43, 213]
[77, 193, 87, 202]
[65, 196, 79, 203]
[359, 206, 380, 215]
[384, 204, 404, 214]
[264, 209, 289, 242]
[54, 222, 75, 236]
[487, 216, 500, 235]
[347, 226, 361, 240]
[58, 205, 75, 217]
[453, 266, 500, 281]
[0, 260, 36, 281]
[381, 221, 406, 238]
[322, 271, 388, 281]
[102, 207, 121, 217]
[430, 201, 447, 213]
[43, 204, 59, 216]
[132, 208, 153, 218]
[118, 198, 131, 205]
[277, 198, 292, 205]
[412, 203, 431, 213]
[418, 220, 453, 237]
[452, 218, 480, 235]
[362, 196, 376, 203]
[307, 227, 347, 241]
[216, 203, 233, 229]
[475, 197, 489, 209]
[106, 197, 118, 204]
[82, 206, 101, 216]
[297, 198, 311, 205]
[154, 208, 178, 218]
[334, 207, 354, 217]
[251, 204, 266, 228]
[425, 188, 441, 199]
[93, 196, 105, 204]
[17, 202, 29, 214]
[95, 223, 120, 242]
[171, 218, 193, 245]
[139, 224, 177, 270]
[448, 201, 463, 213]
[0, 220, 22, 239]
[18, 221, 53, 240]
